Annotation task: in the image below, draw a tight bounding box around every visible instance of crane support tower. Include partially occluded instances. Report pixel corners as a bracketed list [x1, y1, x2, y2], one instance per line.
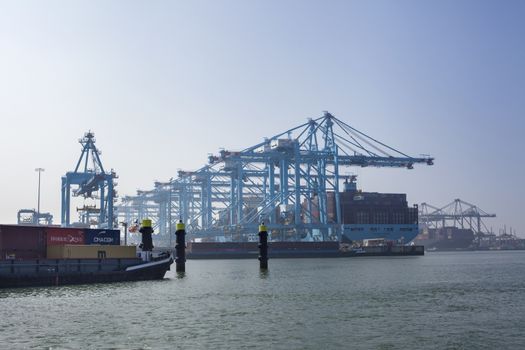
[61, 131, 117, 228]
[117, 112, 434, 242]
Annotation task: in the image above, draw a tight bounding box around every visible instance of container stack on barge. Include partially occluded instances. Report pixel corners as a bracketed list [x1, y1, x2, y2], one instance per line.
[0, 221, 172, 288]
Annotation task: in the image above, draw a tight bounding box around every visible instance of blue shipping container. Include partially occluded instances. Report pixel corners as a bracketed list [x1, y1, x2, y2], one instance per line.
[84, 229, 121, 245]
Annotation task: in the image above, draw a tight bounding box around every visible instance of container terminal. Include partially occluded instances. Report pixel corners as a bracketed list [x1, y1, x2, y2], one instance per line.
[115, 112, 433, 248]
[7, 111, 518, 265]
[111, 112, 516, 252]
[416, 199, 524, 251]
[1, 111, 440, 288]
[11, 110, 518, 269]
[10, 112, 435, 260]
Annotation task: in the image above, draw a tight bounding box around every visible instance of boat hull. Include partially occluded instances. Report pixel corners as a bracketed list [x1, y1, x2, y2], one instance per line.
[0, 256, 173, 288]
[184, 242, 424, 259]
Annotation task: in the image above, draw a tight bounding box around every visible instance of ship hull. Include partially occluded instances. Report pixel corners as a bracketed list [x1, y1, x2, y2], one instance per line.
[184, 242, 424, 259]
[0, 256, 173, 288]
[342, 224, 419, 243]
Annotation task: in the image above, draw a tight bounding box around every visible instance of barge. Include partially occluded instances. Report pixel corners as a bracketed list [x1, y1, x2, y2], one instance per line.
[0, 220, 173, 288]
[185, 241, 424, 259]
[0, 254, 173, 288]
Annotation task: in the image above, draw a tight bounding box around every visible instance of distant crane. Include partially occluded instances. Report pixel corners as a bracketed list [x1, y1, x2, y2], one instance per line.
[61, 131, 117, 228]
[419, 199, 496, 236]
[118, 181, 173, 236]
[17, 209, 53, 225]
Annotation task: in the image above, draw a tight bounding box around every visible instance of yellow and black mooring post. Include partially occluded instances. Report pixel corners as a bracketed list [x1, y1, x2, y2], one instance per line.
[258, 223, 268, 270]
[175, 220, 186, 272]
[139, 219, 154, 261]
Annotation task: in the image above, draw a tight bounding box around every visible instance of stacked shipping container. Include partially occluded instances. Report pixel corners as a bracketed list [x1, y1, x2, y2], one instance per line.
[0, 225, 121, 260]
[339, 192, 417, 225]
[0, 225, 46, 260]
[84, 229, 120, 245]
[46, 227, 85, 246]
[47, 245, 136, 259]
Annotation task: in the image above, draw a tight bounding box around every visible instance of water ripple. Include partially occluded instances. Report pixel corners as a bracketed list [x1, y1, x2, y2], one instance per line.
[0, 251, 524, 349]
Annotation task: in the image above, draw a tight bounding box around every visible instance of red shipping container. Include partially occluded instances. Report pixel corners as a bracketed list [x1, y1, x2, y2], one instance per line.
[46, 227, 85, 245]
[0, 224, 46, 260]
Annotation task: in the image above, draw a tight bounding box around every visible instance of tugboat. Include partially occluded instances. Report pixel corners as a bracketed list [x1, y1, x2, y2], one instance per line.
[0, 220, 173, 288]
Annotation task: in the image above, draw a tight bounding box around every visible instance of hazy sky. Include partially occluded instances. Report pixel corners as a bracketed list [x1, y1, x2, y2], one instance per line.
[0, 0, 523, 235]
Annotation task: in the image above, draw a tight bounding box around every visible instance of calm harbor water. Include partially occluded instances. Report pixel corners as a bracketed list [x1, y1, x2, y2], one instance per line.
[1, 251, 525, 349]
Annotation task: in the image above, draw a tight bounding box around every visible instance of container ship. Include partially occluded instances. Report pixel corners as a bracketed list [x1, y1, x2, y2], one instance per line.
[0, 220, 172, 288]
[185, 178, 423, 259]
[339, 178, 419, 244]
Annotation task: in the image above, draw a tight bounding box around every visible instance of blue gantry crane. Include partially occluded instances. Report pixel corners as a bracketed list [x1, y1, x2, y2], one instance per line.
[117, 112, 433, 242]
[61, 131, 117, 228]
